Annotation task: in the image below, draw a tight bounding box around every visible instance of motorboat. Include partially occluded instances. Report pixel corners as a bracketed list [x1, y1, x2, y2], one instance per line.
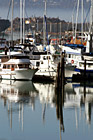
[30, 52, 57, 79]
[0, 55, 38, 80]
[61, 45, 83, 78]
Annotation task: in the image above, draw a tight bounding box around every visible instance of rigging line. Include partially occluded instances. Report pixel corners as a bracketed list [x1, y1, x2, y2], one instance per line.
[7, 0, 12, 19]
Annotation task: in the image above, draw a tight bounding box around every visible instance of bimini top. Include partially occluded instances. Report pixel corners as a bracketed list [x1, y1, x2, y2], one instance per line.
[64, 44, 84, 49]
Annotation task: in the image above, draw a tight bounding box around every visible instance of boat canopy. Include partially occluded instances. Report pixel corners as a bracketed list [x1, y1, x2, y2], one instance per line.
[64, 44, 84, 49]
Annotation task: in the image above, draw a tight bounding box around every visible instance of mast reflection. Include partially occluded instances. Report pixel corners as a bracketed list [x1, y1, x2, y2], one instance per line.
[64, 81, 93, 126]
[0, 80, 56, 130]
[0, 80, 39, 130]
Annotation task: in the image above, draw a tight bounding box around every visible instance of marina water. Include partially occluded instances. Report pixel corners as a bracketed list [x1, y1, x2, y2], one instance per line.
[0, 80, 93, 140]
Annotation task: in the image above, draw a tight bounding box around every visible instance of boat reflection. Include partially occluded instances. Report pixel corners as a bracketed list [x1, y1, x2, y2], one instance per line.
[64, 82, 93, 126]
[0, 80, 38, 105]
[0, 79, 93, 139]
[0, 80, 56, 130]
[0, 80, 39, 130]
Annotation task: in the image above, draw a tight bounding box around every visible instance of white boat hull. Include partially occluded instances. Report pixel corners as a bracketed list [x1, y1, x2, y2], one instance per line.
[65, 65, 80, 78]
[35, 68, 57, 77]
[15, 69, 37, 80]
[0, 69, 38, 80]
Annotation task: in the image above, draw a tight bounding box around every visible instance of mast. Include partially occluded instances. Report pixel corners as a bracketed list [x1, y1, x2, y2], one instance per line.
[23, 0, 25, 44]
[89, 0, 93, 53]
[20, 0, 23, 44]
[81, 0, 84, 43]
[11, 0, 14, 47]
[72, 14, 74, 37]
[43, 0, 47, 50]
[75, 0, 80, 42]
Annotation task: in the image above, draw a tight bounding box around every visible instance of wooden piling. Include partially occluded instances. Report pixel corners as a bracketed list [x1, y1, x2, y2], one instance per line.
[55, 52, 65, 132]
[84, 82, 86, 100]
[55, 62, 60, 119]
[60, 52, 65, 105]
[55, 62, 60, 90]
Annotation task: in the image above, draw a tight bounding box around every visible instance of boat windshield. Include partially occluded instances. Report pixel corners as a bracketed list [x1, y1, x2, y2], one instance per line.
[18, 64, 29, 68]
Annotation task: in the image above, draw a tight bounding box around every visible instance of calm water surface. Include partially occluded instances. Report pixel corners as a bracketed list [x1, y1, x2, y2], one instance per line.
[0, 80, 93, 140]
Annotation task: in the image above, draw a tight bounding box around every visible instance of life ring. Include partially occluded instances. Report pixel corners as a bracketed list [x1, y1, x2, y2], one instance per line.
[71, 59, 74, 64]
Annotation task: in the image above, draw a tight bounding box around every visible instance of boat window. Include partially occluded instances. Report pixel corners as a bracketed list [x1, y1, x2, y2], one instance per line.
[18, 64, 23, 68]
[12, 65, 14, 68]
[41, 61, 43, 64]
[79, 62, 83, 67]
[15, 65, 17, 68]
[25, 64, 29, 68]
[36, 62, 40, 67]
[88, 64, 90, 67]
[7, 65, 10, 69]
[43, 56, 46, 60]
[47, 56, 51, 60]
[72, 55, 74, 58]
[3, 65, 6, 69]
[88, 63, 93, 67]
[18, 64, 29, 68]
[69, 54, 71, 58]
[79, 63, 81, 67]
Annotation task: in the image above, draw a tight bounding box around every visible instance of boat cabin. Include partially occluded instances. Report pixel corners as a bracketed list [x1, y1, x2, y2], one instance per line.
[0, 55, 30, 71]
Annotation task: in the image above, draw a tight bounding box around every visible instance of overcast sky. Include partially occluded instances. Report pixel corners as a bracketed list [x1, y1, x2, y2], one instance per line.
[0, 0, 90, 22]
[0, 0, 90, 8]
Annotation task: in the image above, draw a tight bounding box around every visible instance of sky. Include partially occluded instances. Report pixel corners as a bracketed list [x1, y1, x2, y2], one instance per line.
[0, 0, 91, 22]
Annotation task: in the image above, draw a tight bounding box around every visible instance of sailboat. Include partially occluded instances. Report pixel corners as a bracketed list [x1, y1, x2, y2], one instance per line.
[74, 0, 93, 77]
[62, 0, 93, 78]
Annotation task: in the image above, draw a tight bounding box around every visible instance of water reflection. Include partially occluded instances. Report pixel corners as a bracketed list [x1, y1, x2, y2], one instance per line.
[0, 80, 93, 140]
[0, 80, 56, 131]
[34, 83, 56, 123]
[0, 80, 38, 106]
[64, 82, 93, 126]
[0, 80, 39, 130]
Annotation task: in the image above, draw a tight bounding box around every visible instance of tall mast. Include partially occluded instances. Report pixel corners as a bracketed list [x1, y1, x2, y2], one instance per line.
[81, 0, 84, 42]
[23, 0, 25, 44]
[11, 0, 14, 47]
[20, 0, 23, 44]
[75, 0, 80, 42]
[43, 0, 47, 49]
[72, 14, 74, 36]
